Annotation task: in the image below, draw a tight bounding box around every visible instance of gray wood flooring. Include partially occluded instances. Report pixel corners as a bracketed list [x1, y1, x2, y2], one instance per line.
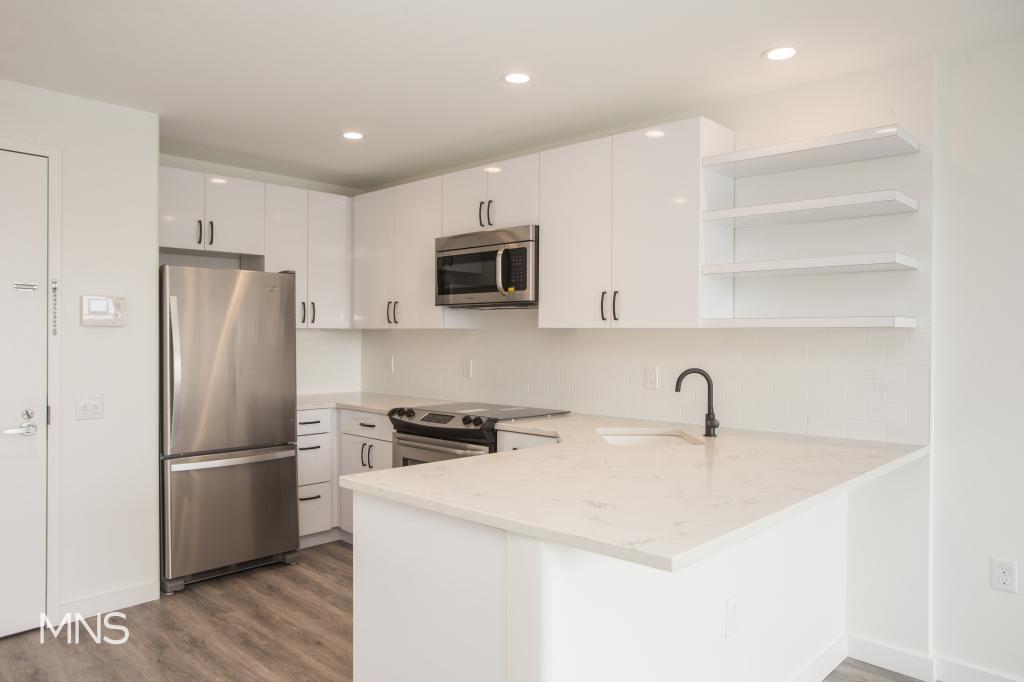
[0, 541, 914, 681]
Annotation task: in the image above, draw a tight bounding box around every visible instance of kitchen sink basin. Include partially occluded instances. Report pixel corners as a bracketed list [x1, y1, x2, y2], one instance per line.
[596, 428, 705, 446]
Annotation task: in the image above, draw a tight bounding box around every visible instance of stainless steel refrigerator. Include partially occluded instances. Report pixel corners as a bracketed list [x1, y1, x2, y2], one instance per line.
[160, 266, 299, 593]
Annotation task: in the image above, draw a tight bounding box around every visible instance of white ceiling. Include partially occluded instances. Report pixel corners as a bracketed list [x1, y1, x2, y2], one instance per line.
[2, 0, 1022, 191]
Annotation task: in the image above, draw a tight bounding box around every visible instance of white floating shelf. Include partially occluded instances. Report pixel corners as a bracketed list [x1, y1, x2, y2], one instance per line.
[700, 316, 918, 329]
[702, 190, 918, 228]
[702, 253, 919, 278]
[702, 125, 920, 178]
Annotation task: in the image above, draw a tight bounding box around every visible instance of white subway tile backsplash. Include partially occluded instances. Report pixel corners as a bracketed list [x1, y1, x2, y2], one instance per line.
[362, 311, 930, 444]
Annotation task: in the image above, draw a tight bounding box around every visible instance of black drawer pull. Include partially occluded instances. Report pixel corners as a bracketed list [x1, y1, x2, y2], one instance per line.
[298, 420, 320, 425]
[367, 444, 374, 469]
[298, 445, 321, 451]
[299, 494, 322, 502]
[358, 422, 375, 428]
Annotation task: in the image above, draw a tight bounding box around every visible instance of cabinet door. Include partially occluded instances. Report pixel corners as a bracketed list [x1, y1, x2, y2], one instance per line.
[485, 153, 539, 228]
[338, 434, 366, 533]
[353, 188, 395, 329]
[394, 177, 444, 329]
[159, 167, 206, 250]
[442, 166, 487, 234]
[308, 192, 352, 329]
[538, 139, 613, 328]
[364, 439, 392, 473]
[204, 174, 266, 255]
[265, 184, 309, 327]
[611, 120, 702, 328]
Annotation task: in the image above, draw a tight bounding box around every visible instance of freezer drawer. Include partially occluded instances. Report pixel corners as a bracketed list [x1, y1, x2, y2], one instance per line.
[163, 445, 299, 580]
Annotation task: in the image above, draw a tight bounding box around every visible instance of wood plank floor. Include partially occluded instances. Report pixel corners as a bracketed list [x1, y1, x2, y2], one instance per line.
[0, 541, 914, 681]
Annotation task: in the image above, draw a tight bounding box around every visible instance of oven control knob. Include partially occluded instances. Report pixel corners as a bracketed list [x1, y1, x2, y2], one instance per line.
[462, 415, 473, 425]
[472, 416, 484, 426]
[406, 409, 416, 418]
[394, 408, 406, 417]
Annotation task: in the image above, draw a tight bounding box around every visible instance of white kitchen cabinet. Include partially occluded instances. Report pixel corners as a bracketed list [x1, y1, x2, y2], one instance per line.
[307, 191, 352, 329]
[298, 482, 332, 536]
[158, 166, 265, 255]
[538, 137, 614, 328]
[611, 119, 703, 328]
[353, 187, 396, 329]
[338, 432, 393, 533]
[442, 153, 538, 234]
[297, 431, 333, 487]
[394, 177, 444, 328]
[204, 173, 266, 255]
[497, 430, 559, 452]
[159, 166, 206, 250]
[265, 183, 309, 325]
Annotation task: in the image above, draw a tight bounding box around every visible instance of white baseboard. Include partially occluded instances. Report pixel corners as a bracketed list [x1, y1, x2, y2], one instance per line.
[848, 634, 934, 681]
[792, 635, 848, 682]
[58, 579, 159, 620]
[299, 527, 349, 549]
[935, 656, 1024, 682]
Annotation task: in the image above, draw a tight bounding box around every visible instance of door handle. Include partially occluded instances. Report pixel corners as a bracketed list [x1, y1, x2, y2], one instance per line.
[300, 301, 306, 324]
[486, 200, 493, 226]
[478, 201, 484, 227]
[612, 290, 620, 321]
[386, 300, 393, 324]
[298, 445, 321, 451]
[299, 494, 322, 502]
[367, 444, 374, 469]
[495, 247, 507, 296]
[600, 291, 607, 321]
[360, 442, 367, 467]
[2, 422, 37, 436]
[208, 220, 214, 246]
[310, 301, 316, 325]
[393, 301, 399, 324]
[168, 295, 183, 445]
[196, 220, 203, 245]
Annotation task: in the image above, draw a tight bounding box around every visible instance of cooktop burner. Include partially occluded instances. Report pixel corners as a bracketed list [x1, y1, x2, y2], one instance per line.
[420, 402, 570, 422]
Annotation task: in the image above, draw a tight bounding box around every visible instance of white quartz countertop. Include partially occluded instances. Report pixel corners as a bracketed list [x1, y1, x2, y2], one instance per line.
[340, 411, 927, 572]
[297, 392, 449, 414]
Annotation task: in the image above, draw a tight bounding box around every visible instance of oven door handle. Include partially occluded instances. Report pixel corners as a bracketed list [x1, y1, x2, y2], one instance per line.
[495, 246, 507, 296]
[395, 436, 489, 458]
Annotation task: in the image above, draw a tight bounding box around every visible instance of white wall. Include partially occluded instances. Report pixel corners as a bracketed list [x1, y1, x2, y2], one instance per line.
[0, 78, 160, 615]
[296, 330, 362, 394]
[932, 33, 1024, 681]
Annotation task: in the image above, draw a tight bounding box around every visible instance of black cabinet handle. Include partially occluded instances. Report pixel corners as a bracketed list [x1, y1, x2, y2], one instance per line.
[478, 201, 484, 227]
[386, 300, 393, 324]
[300, 301, 306, 324]
[208, 220, 214, 246]
[367, 444, 374, 469]
[298, 420, 320, 425]
[486, 200, 493, 226]
[358, 422, 375, 428]
[196, 220, 203, 245]
[360, 442, 367, 467]
[600, 291, 607, 321]
[298, 445, 321, 451]
[310, 301, 316, 325]
[393, 301, 399, 324]
[612, 290, 619, 321]
[299, 494, 321, 502]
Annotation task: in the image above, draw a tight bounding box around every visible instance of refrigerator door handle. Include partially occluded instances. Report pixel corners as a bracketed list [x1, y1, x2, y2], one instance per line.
[168, 295, 183, 448]
[169, 447, 295, 472]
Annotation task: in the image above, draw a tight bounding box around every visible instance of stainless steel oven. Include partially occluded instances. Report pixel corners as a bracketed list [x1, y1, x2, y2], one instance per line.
[392, 432, 491, 467]
[435, 225, 538, 307]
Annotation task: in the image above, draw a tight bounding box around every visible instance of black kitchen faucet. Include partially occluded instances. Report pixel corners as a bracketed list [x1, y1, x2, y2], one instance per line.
[674, 368, 719, 437]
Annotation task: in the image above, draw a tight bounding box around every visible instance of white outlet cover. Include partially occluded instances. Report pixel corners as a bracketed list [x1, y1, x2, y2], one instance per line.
[991, 557, 1019, 594]
[462, 358, 474, 379]
[643, 365, 659, 390]
[75, 394, 104, 421]
[384, 354, 395, 374]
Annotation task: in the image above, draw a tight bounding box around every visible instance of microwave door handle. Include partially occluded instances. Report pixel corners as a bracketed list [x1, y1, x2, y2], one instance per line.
[495, 247, 507, 296]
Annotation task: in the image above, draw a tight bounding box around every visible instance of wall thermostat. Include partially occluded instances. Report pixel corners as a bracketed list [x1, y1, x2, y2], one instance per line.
[81, 295, 126, 326]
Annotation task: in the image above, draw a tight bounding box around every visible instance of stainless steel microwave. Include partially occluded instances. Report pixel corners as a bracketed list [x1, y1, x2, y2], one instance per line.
[435, 225, 538, 308]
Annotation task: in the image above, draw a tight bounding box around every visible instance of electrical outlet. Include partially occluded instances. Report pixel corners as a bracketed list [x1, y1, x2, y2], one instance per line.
[75, 394, 104, 421]
[723, 597, 739, 639]
[462, 358, 474, 379]
[991, 557, 1018, 594]
[643, 366, 659, 390]
[384, 354, 395, 374]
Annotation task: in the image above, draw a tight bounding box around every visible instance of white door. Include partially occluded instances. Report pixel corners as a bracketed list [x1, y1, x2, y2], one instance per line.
[353, 188, 395, 329]
[441, 166, 486, 234]
[159, 166, 206, 250]
[484, 153, 539, 228]
[0, 149, 48, 637]
[394, 177, 444, 329]
[612, 119, 702, 328]
[204, 174, 266, 255]
[308, 192, 352, 329]
[538, 138, 613, 328]
[265, 183, 309, 327]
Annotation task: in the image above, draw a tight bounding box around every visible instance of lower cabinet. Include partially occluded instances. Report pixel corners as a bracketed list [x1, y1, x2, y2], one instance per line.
[297, 482, 333, 536]
[297, 410, 336, 540]
[338, 432, 393, 533]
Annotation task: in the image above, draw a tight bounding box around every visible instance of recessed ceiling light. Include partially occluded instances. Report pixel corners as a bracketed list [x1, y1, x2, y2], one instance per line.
[342, 131, 364, 140]
[484, 166, 502, 174]
[209, 177, 227, 184]
[504, 73, 531, 85]
[763, 46, 797, 61]
[645, 130, 666, 139]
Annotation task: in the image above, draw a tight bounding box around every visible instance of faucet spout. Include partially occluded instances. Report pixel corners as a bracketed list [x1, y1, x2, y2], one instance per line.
[674, 368, 719, 437]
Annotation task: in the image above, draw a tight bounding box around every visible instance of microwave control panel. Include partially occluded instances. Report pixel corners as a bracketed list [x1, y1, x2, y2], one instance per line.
[507, 247, 528, 291]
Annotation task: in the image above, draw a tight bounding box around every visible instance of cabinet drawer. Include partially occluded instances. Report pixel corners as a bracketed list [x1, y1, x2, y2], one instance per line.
[297, 482, 332, 536]
[298, 409, 333, 436]
[340, 409, 393, 439]
[297, 432, 332, 486]
[497, 430, 559, 452]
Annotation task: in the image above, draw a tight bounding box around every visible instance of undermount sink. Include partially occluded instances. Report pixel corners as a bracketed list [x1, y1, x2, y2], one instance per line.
[597, 428, 705, 446]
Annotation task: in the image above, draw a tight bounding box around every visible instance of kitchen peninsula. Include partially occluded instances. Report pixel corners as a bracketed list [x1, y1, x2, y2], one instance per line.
[340, 414, 927, 682]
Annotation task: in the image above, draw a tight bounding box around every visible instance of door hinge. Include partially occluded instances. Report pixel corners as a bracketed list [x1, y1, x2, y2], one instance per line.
[50, 279, 58, 335]
[47, 405, 51, 426]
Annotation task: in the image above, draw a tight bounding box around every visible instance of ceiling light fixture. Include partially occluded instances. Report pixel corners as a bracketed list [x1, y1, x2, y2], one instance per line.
[504, 73, 531, 85]
[342, 131, 364, 140]
[763, 46, 797, 61]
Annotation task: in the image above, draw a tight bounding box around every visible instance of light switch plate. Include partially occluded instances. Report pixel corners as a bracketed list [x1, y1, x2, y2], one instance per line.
[643, 366, 660, 390]
[462, 358, 474, 379]
[76, 394, 104, 420]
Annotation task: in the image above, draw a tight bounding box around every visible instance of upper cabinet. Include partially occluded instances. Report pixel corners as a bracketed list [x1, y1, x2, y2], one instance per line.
[353, 187, 396, 330]
[158, 167, 265, 255]
[265, 184, 309, 325]
[441, 153, 538, 234]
